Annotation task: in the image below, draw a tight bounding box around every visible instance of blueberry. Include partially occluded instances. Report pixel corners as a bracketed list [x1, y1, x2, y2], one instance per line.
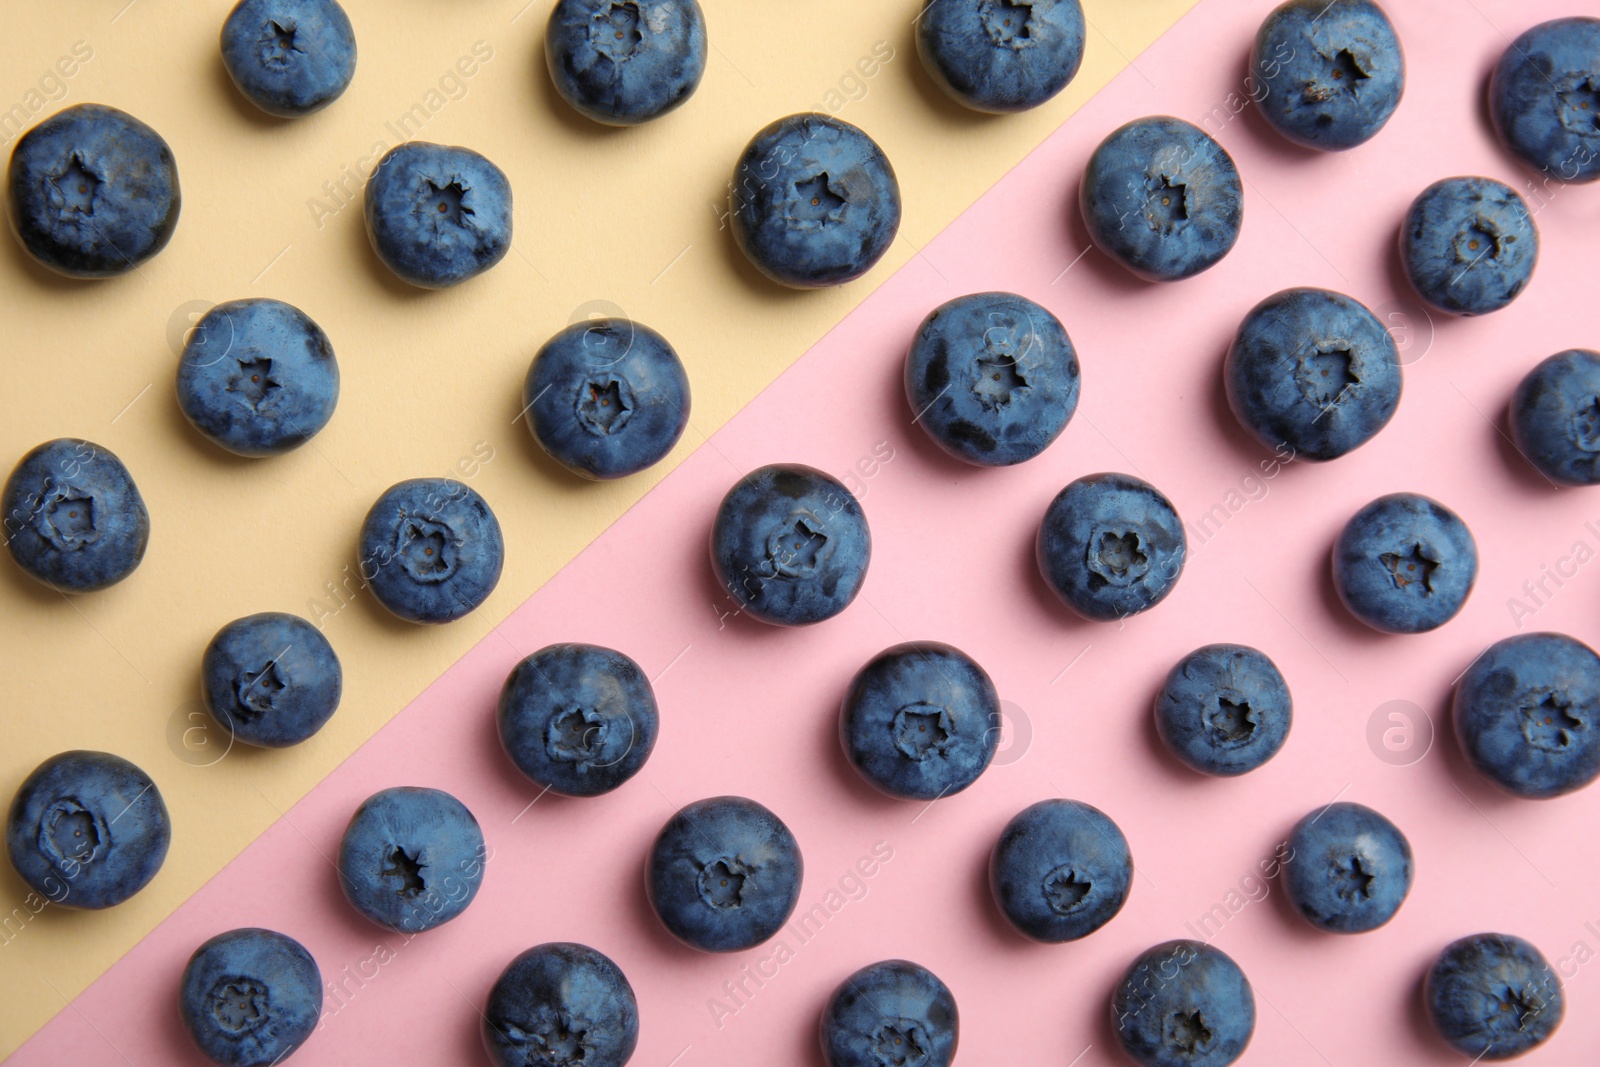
[1283, 801, 1411, 933]
[6, 103, 180, 277]
[364, 141, 511, 288]
[1224, 286, 1402, 461]
[1332, 492, 1477, 634]
[202, 612, 341, 748]
[1154, 644, 1291, 777]
[1400, 177, 1538, 316]
[1425, 933, 1564, 1060]
[989, 799, 1132, 942]
[903, 291, 1081, 466]
[6, 750, 170, 910]
[337, 786, 485, 932]
[1110, 940, 1255, 1067]
[1453, 632, 1600, 799]
[359, 478, 504, 624]
[497, 643, 659, 797]
[2, 438, 149, 592]
[177, 299, 340, 457]
[1080, 116, 1242, 282]
[820, 959, 958, 1067]
[179, 928, 322, 1066]
[646, 795, 802, 952]
[546, 0, 706, 126]
[1251, 0, 1405, 151]
[711, 463, 871, 626]
[1489, 17, 1600, 185]
[916, 0, 1085, 113]
[220, 0, 357, 118]
[483, 942, 639, 1067]
[524, 318, 690, 480]
[1510, 349, 1600, 485]
[1036, 472, 1186, 621]
[731, 113, 901, 288]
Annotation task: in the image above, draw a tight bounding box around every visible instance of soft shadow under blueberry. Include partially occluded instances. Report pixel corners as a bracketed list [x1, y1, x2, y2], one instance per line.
[1061, 177, 1152, 299]
[211, 53, 289, 131]
[1016, 525, 1100, 632]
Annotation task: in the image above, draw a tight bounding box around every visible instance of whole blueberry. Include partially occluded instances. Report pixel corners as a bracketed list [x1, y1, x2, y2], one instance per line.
[359, 478, 504, 624]
[1425, 933, 1564, 1059]
[180, 928, 322, 1066]
[1400, 177, 1538, 316]
[364, 141, 511, 288]
[1154, 644, 1291, 777]
[1251, 0, 1405, 151]
[483, 942, 639, 1067]
[2, 438, 149, 592]
[731, 113, 901, 288]
[546, 0, 706, 126]
[820, 959, 958, 1067]
[1454, 632, 1600, 799]
[904, 291, 1080, 466]
[646, 795, 802, 952]
[1284, 801, 1411, 933]
[916, 0, 1086, 113]
[202, 612, 341, 748]
[220, 0, 357, 118]
[1510, 349, 1600, 486]
[6, 750, 170, 909]
[497, 643, 659, 797]
[1036, 472, 1186, 621]
[989, 799, 1132, 942]
[1224, 287, 1401, 461]
[337, 786, 485, 932]
[524, 318, 690, 480]
[1080, 116, 1242, 282]
[840, 642, 999, 801]
[711, 463, 871, 626]
[6, 103, 180, 277]
[1332, 492, 1477, 634]
[178, 299, 340, 457]
[1111, 940, 1255, 1067]
[1489, 17, 1600, 185]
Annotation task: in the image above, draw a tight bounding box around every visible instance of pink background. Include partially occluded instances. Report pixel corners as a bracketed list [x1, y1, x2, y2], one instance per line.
[15, 0, 1600, 1062]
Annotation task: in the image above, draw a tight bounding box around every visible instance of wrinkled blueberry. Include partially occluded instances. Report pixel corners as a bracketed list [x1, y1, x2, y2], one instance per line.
[1510, 349, 1600, 485]
[359, 477, 504, 624]
[1332, 492, 1477, 634]
[180, 928, 322, 1066]
[202, 612, 341, 748]
[990, 798, 1132, 942]
[1400, 177, 1538, 316]
[1284, 801, 1411, 933]
[1251, 0, 1404, 150]
[916, 0, 1085, 113]
[1489, 17, 1600, 184]
[337, 785, 485, 932]
[820, 959, 958, 1067]
[2, 438, 149, 592]
[364, 141, 511, 288]
[1111, 940, 1255, 1067]
[1155, 644, 1291, 776]
[1036, 472, 1186, 621]
[483, 941, 639, 1067]
[1426, 933, 1564, 1060]
[546, 0, 706, 125]
[220, 0, 357, 117]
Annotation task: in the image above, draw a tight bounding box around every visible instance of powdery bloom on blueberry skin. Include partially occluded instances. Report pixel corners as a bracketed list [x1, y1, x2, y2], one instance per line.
[1425, 933, 1565, 1059]
[1510, 349, 1600, 486]
[364, 141, 512, 288]
[1490, 17, 1600, 184]
[359, 478, 504, 624]
[1332, 492, 1478, 634]
[2, 438, 149, 593]
[989, 798, 1132, 942]
[220, 0, 358, 118]
[916, 0, 1086, 113]
[1111, 939, 1255, 1067]
[1155, 644, 1292, 776]
[1283, 801, 1412, 933]
[546, 0, 707, 125]
[1400, 176, 1538, 316]
[482, 942, 639, 1067]
[337, 786, 486, 933]
[202, 612, 342, 749]
[1036, 472, 1186, 621]
[1251, 0, 1405, 151]
[180, 928, 323, 1067]
[820, 959, 958, 1067]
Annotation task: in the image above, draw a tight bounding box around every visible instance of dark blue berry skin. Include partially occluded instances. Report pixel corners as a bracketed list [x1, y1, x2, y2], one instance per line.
[1510, 349, 1600, 486]
[711, 463, 870, 627]
[498, 643, 659, 797]
[220, 0, 357, 118]
[6, 103, 180, 278]
[989, 799, 1132, 942]
[2, 438, 149, 592]
[731, 113, 901, 289]
[483, 942, 639, 1067]
[1454, 632, 1600, 799]
[364, 141, 511, 288]
[337, 786, 486, 933]
[646, 795, 802, 953]
[1224, 287, 1401, 461]
[546, 0, 706, 126]
[1332, 493, 1477, 634]
[904, 291, 1080, 467]
[1489, 17, 1600, 185]
[178, 299, 340, 457]
[1251, 0, 1404, 151]
[1080, 116, 1242, 282]
[1284, 802, 1411, 933]
[916, 0, 1085, 114]
[1036, 472, 1186, 621]
[1400, 177, 1538, 316]
[6, 750, 170, 910]
[524, 318, 690, 480]
[180, 928, 322, 1067]
[359, 478, 504, 624]
[1425, 933, 1564, 1060]
[202, 612, 341, 748]
[1111, 940, 1255, 1067]
[1154, 644, 1291, 777]
[820, 959, 958, 1067]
